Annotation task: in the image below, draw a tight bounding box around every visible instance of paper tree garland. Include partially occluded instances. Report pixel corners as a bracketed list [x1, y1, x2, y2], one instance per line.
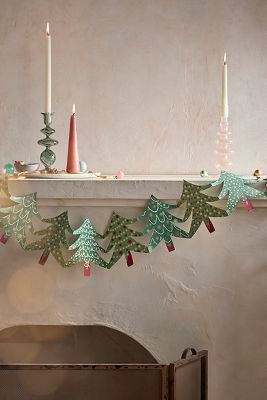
[0, 173, 266, 271]
[212, 170, 266, 214]
[25, 211, 72, 266]
[104, 212, 148, 267]
[136, 195, 189, 252]
[0, 193, 42, 248]
[66, 218, 109, 276]
[177, 181, 228, 237]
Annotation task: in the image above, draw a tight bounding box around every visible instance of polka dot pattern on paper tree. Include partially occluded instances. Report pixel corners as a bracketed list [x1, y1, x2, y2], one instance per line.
[212, 170, 267, 214]
[103, 212, 148, 268]
[177, 181, 228, 237]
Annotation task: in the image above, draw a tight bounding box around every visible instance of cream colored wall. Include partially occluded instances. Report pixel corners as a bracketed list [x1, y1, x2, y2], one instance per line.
[0, 1, 266, 400]
[1, 0, 267, 174]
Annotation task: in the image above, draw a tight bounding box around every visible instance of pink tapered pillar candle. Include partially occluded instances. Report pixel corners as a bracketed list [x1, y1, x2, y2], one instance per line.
[66, 104, 80, 173]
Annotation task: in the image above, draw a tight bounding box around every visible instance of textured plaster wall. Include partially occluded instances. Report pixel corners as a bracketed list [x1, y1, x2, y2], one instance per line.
[0, 1, 266, 400]
[1, 0, 267, 173]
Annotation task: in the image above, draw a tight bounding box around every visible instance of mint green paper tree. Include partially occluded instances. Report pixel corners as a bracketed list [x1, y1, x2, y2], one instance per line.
[25, 211, 72, 266]
[65, 218, 109, 275]
[0, 193, 42, 248]
[104, 212, 148, 267]
[177, 181, 228, 237]
[136, 195, 189, 252]
[212, 170, 267, 214]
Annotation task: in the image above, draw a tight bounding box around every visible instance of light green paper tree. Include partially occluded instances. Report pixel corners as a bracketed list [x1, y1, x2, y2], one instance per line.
[137, 195, 189, 252]
[0, 192, 42, 248]
[25, 211, 72, 266]
[65, 218, 109, 275]
[212, 170, 267, 214]
[177, 181, 228, 237]
[104, 212, 148, 268]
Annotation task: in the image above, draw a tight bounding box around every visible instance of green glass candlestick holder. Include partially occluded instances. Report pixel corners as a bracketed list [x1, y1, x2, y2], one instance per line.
[38, 112, 58, 171]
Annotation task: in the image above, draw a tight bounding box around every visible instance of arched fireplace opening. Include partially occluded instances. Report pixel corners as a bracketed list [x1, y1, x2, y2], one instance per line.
[0, 324, 157, 364]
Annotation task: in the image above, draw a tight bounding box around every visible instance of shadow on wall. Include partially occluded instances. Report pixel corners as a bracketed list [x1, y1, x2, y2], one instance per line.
[0, 324, 157, 364]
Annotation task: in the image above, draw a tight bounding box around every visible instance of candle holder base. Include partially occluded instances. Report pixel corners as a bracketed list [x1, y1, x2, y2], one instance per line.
[215, 116, 233, 172]
[38, 112, 58, 171]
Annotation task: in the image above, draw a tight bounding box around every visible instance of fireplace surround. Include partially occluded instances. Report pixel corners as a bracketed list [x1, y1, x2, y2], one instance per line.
[0, 325, 207, 399]
[1, 176, 265, 399]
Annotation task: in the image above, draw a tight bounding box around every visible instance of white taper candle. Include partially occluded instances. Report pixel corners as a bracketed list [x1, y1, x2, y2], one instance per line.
[221, 52, 228, 119]
[45, 22, 51, 114]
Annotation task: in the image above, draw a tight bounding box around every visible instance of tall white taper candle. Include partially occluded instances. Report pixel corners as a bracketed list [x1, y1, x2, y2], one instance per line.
[221, 52, 228, 119]
[45, 22, 51, 114]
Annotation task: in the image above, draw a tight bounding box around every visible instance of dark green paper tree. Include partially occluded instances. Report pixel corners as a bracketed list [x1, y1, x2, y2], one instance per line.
[104, 212, 148, 267]
[0, 192, 42, 248]
[65, 218, 109, 275]
[25, 211, 72, 266]
[177, 181, 228, 237]
[212, 170, 267, 214]
[136, 195, 189, 252]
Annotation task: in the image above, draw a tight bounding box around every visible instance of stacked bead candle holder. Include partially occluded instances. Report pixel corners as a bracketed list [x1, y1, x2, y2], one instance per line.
[215, 116, 233, 172]
[38, 112, 58, 171]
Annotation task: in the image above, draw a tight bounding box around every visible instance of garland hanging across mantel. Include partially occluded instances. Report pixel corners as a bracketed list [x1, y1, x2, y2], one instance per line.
[0, 171, 266, 276]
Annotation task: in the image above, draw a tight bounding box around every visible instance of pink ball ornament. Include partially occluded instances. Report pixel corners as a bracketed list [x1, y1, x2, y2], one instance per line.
[0, 167, 6, 175]
[116, 171, 125, 179]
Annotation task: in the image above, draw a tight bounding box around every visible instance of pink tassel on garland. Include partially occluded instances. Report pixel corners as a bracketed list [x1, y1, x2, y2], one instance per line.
[0, 234, 9, 244]
[241, 200, 255, 212]
[127, 252, 134, 267]
[83, 263, 91, 276]
[39, 249, 50, 265]
[204, 218, 215, 233]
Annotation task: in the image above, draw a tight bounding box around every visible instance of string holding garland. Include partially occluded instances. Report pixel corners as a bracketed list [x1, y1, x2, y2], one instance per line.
[0, 172, 267, 276]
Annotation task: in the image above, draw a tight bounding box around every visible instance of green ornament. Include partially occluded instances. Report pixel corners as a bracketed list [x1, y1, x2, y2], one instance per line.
[177, 181, 227, 237]
[103, 212, 148, 268]
[25, 211, 72, 266]
[0, 193, 42, 247]
[4, 163, 14, 175]
[212, 170, 266, 214]
[66, 218, 109, 273]
[137, 195, 189, 252]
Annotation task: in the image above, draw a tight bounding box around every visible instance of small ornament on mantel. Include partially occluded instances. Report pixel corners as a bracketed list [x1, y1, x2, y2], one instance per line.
[215, 53, 233, 172]
[66, 104, 80, 173]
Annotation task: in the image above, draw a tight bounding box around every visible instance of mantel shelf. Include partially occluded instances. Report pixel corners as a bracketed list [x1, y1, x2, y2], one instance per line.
[1, 175, 267, 207]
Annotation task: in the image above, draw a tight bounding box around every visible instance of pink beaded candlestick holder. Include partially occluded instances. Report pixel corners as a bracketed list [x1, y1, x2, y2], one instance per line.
[215, 116, 233, 172]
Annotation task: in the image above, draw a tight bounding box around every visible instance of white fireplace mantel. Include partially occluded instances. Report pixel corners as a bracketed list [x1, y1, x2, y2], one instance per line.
[4, 174, 267, 207]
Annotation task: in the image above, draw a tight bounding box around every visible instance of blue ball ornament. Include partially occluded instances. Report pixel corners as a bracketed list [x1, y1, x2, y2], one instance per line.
[79, 161, 88, 173]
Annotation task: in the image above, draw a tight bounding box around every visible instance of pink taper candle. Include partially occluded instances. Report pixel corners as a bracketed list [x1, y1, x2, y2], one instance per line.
[66, 104, 80, 173]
